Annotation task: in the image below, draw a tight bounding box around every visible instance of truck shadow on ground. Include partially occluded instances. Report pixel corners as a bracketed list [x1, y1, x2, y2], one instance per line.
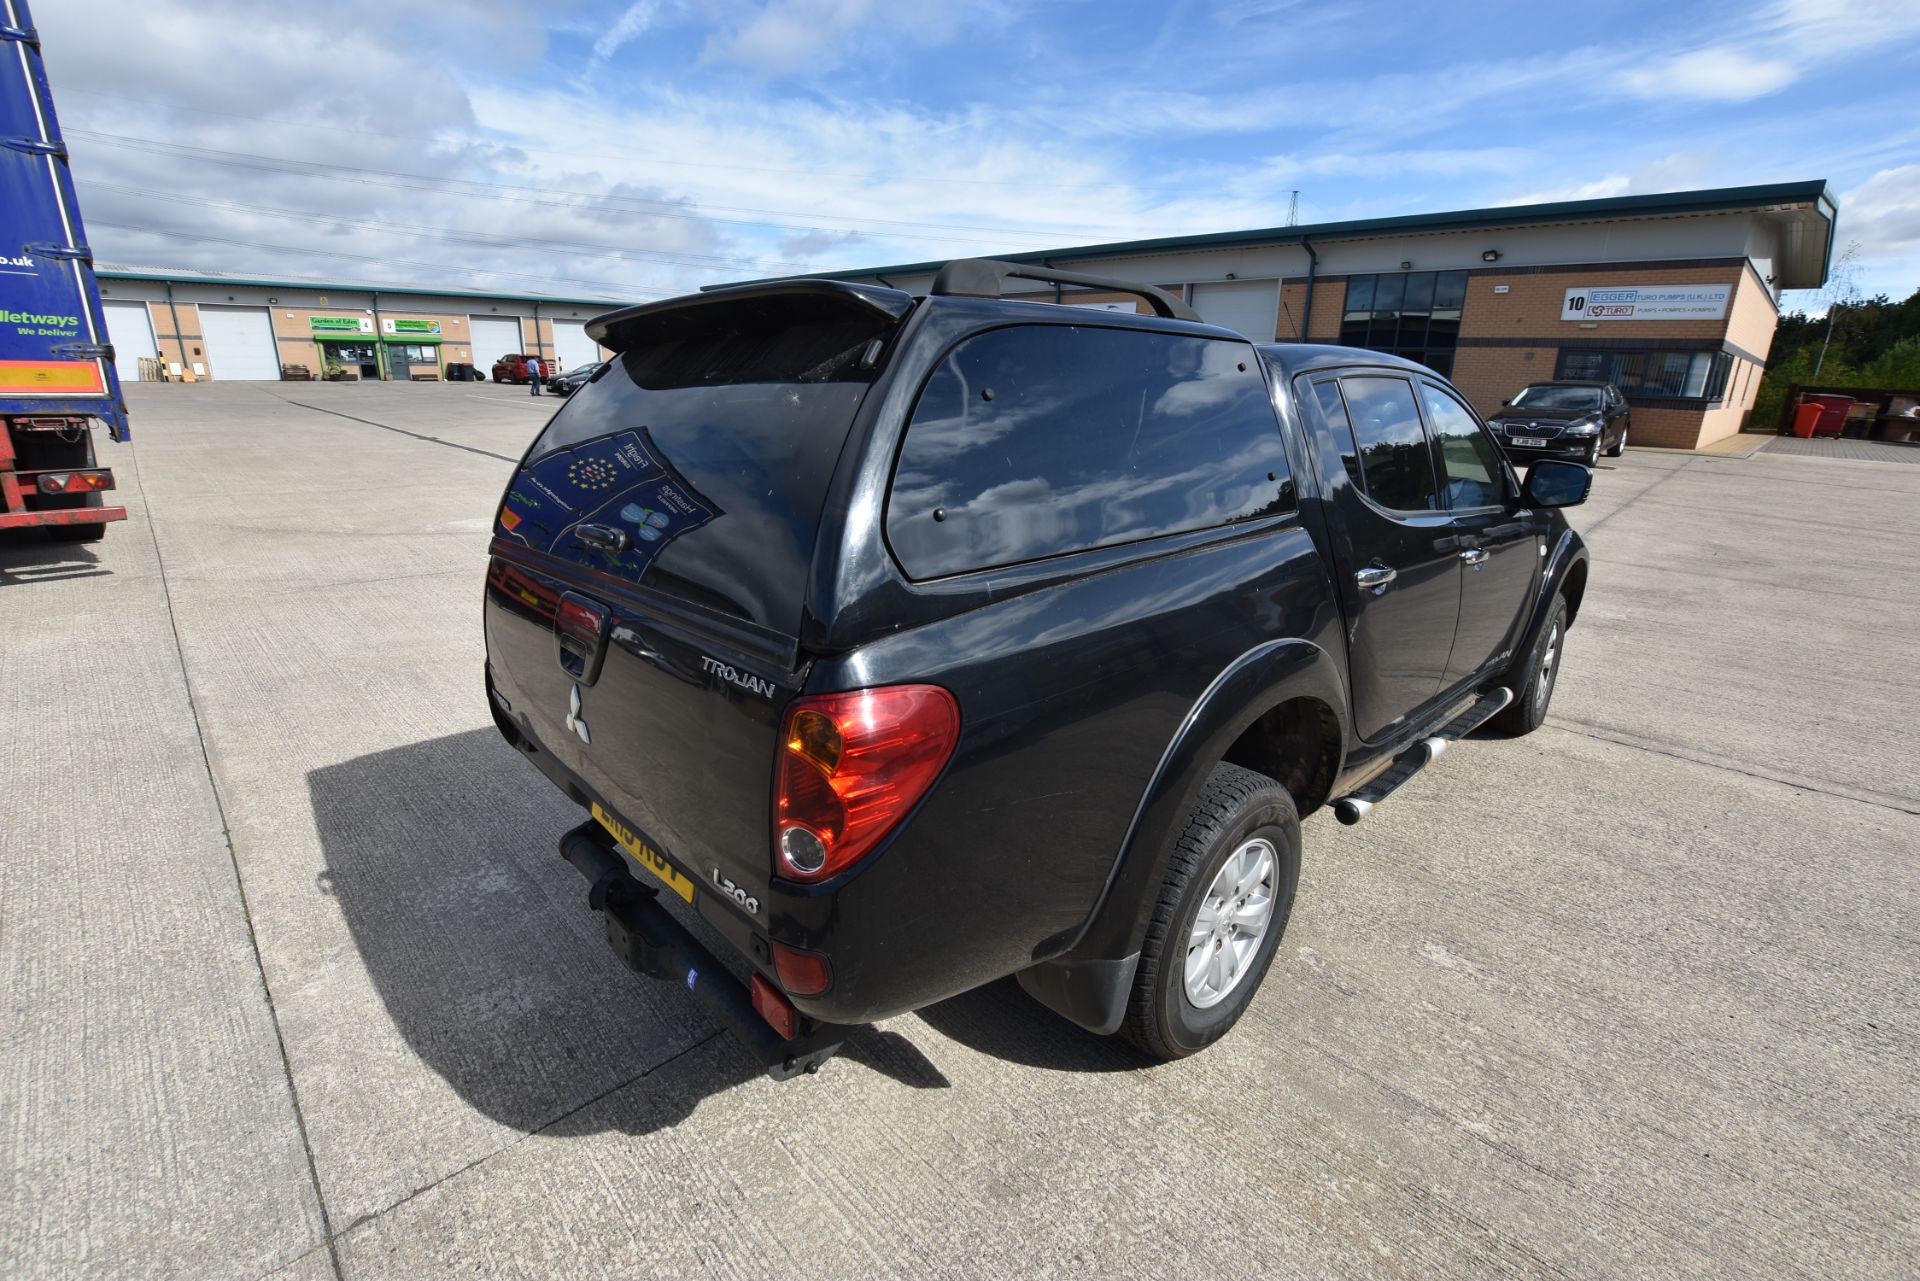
[0, 532, 110, 585]
[915, 979, 1148, 1073]
[308, 728, 948, 1140]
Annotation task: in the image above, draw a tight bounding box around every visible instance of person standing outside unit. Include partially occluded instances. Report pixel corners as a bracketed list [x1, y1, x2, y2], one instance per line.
[527, 355, 544, 395]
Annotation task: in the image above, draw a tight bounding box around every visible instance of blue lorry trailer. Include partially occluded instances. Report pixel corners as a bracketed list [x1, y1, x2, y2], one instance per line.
[1, 0, 128, 541]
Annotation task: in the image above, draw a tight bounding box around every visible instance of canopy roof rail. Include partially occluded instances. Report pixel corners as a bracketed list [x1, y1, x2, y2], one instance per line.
[930, 258, 1201, 323]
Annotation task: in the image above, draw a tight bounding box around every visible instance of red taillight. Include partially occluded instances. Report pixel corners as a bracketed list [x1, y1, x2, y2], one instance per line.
[773, 684, 959, 882]
[750, 973, 799, 1040]
[772, 942, 832, 997]
[36, 470, 112, 494]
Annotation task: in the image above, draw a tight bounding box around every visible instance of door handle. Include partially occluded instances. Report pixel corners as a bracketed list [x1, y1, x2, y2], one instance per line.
[1459, 548, 1489, 567]
[1355, 565, 1397, 593]
[574, 523, 630, 554]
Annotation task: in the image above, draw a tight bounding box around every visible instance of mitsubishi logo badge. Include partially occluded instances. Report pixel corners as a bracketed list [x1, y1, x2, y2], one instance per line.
[565, 683, 590, 744]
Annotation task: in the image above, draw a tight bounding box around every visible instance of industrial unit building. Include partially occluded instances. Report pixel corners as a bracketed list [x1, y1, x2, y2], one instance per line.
[95, 269, 622, 385]
[747, 182, 1837, 451]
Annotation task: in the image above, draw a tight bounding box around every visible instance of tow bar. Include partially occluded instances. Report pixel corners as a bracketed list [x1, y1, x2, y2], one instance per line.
[559, 821, 845, 1080]
[1332, 686, 1514, 825]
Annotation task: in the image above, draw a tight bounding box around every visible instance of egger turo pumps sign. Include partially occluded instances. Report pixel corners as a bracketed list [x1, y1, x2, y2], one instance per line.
[1562, 285, 1731, 321]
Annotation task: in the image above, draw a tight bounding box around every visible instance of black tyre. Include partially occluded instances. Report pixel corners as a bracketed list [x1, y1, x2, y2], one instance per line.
[1120, 763, 1301, 1061]
[1606, 422, 1627, 457]
[49, 508, 106, 543]
[1493, 596, 1566, 735]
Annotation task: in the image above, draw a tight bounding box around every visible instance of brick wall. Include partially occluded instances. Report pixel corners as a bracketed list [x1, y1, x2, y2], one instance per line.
[1724, 266, 1779, 361]
[1277, 280, 1344, 342]
[1449, 346, 1556, 421]
[1459, 263, 1744, 346]
[1455, 263, 1764, 450]
[149, 301, 206, 379]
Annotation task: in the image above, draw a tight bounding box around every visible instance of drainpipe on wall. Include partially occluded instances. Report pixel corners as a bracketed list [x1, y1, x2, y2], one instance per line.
[163, 280, 189, 376]
[371, 291, 387, 379]
[533, 301, 546, 364]
[1298, 238, 1318, 342]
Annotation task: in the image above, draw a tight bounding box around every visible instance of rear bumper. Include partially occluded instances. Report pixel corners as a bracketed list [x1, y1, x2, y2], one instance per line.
[557, 820, 844, 1078]
[0, 504, 126, 529]
[490, 674, 961, 1026]
[491, 668, 1052, 1029]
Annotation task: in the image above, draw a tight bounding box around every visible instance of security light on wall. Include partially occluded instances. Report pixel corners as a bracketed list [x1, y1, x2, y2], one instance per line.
[1481, 250, 1501, 262]
[1399, 261, 1412, 270]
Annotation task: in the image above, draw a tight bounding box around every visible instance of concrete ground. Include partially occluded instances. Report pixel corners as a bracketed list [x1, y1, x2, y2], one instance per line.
[2, 381, 1914, 1280]
[1761, 434, 1920, 464]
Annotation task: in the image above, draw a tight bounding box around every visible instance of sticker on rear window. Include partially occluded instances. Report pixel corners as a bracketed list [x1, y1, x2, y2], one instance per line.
[497, 429, 721, 579]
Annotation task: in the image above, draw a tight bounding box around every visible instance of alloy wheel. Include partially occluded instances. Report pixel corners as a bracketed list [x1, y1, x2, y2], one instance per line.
[1536, 620, 1560, 711]
[1184, 837, 1278, 1009]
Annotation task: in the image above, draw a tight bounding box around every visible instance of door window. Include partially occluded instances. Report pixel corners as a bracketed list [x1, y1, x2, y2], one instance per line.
[1337, 375, 1439, 513]
[887, 324, 1292, 578]
[1419, 381, 1506, 509]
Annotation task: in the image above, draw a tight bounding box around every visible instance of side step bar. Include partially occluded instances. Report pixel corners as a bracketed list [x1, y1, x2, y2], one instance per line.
[1332, 687, 1513, 826]
[559, 821, 845, 1080]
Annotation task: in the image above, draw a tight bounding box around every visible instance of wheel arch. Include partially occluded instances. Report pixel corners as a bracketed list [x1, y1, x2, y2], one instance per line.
[1560, 555, 1589, 626]
[1016, 638, 1347, 1034]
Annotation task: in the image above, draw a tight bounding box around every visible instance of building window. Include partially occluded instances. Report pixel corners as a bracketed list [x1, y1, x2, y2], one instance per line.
[1554, 349, 1732, 402]
[1339, 271, 1468, 376]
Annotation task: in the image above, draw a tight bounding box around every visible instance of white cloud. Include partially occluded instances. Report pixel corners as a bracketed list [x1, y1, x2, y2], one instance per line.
[698, 0, 996, 77]
[1620, 47, 1797, 102]
[1837, 165, 1920, 254]
[1495, 151, 1722, 208]
[592, 1, 669, 69]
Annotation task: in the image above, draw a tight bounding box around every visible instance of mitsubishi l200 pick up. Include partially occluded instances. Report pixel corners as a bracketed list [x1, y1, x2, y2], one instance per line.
[483, 260, 1591, 1075]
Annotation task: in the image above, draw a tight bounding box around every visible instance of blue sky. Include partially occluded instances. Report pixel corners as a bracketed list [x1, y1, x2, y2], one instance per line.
[41, 0, 1920, 313]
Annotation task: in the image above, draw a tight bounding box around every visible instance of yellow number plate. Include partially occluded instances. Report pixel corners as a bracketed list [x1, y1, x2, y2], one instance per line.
[592, 803, 696, 904]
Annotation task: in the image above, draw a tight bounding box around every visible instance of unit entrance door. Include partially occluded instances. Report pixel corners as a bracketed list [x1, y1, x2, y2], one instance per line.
[322, 341, 380, 379]
[387, 342, 440, 379]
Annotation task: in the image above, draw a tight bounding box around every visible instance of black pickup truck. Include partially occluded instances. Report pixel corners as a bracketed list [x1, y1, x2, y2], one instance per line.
[483, 260, 1592, 1074]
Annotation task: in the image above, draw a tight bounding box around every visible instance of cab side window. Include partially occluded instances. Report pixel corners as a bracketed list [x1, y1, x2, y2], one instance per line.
[887, 324, 1293, 579]
[1337, 375, 1439, 513]
[1420, 381, 1507, 509]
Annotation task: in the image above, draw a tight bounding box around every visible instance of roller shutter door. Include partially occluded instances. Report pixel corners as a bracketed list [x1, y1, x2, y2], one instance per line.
[551, 319, 597, 371]
[199, 305, 281, 380]
[469, 315, 525, 368]
[1190, 280, 1280, 341]
[102, 300, 158, 383]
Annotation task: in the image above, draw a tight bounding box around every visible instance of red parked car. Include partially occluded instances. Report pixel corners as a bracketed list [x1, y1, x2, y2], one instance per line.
[491, 353, 548, 384]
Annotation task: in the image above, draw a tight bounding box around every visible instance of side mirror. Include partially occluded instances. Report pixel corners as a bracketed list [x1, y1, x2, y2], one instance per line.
[1501, 397, 1512, 406]
[1523, 459, 1591, 508]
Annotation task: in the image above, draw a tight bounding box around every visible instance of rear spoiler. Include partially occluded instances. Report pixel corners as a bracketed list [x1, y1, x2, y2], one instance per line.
[931, 258, 1201, 322]
[587, 280, 914, 353]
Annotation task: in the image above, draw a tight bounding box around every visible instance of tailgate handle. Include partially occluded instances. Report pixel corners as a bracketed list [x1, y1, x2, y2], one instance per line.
[555, 592, 611, 685]
[575, 523, 629, 553]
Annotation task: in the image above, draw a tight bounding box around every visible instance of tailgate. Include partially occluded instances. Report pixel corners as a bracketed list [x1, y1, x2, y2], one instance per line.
[485, 555, 801, 918]
[485, 281, 910, 915]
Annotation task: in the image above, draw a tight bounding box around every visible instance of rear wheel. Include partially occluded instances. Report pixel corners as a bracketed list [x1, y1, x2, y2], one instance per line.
[1606, 422, 1627, 457]
[1120, 763, 1300, 1061]
[1493, 597, 1566, 735]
